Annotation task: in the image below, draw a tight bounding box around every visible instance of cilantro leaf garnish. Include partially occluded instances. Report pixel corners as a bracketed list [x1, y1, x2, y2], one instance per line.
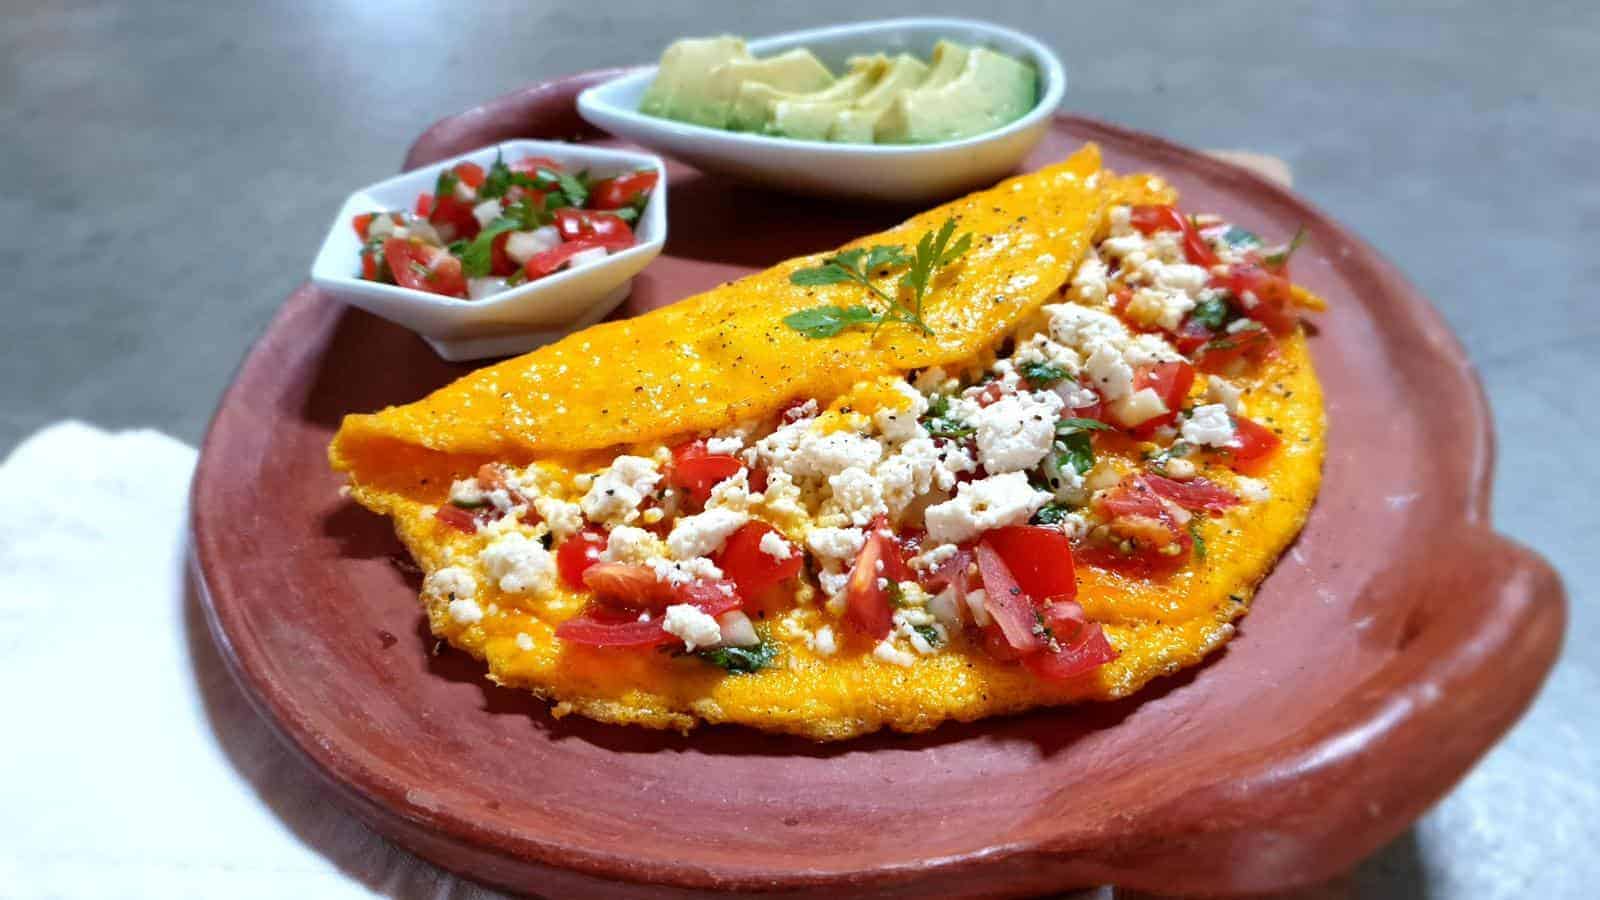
[456, 219, 520, 277]
[478, 152, 515, 199]
[1262, 226, 1308, 269]
[1031, 503, 1072, 525]
[556, 169, 589, 208]
[434, 169, 460, 202]
[1053, 418, 1110, 477]
[1019, 360, 1073, 386]
[1056, 418, 1112, 436]
[697, 640, 778, 674]
[782, 304, 879, 338]
[913, 624, 944, 648]
[784, 218, 972, 339]
[1188, 519, 1207, 560]
[1190, 295, 1231, 331]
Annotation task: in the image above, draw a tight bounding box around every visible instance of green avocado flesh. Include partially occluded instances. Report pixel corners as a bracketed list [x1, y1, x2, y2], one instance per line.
[639, 35, 1037, 144]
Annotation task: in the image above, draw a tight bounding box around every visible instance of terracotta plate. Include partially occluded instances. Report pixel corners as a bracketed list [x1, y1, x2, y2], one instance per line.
[191, 72, 1565, 898]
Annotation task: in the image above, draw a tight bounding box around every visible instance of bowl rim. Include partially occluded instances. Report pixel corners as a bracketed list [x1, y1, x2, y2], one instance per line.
[577, 16, 1067, 157]
[308, 138, 669, 312]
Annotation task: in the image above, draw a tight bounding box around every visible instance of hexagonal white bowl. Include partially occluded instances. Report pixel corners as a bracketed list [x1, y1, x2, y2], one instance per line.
[576, 17, 1065, 203]
[309, 140, 667, 361]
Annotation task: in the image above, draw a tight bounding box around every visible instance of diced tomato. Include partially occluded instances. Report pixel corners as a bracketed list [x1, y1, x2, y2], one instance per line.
[452, 161, 485, 190]
[556, 527, 608, 590]
[383, 238, 466, 298]
[1143, 473, 1240, 512]
[715, 522, 802, 598]
[589, 170, 659, 210]
[1123, 360, 1195, 436]
[488, 230, 518, 277]
[359, 248, 379, 281]
[553, 208, 636, 252]
[922, 546, 974, 597]
[1227, 415, 1282, 466]
[582, 562, 673, 608]
[429, 191, 480, 242]
[434, 504, 482, 534]
[981, 526, 1077, 602]
[669, 440, 745, 505]
[844, 525, 906, 638]
[1174, 317, 1216, 356]
[352, 212, 377, 240]
[522, 238, 606, 280]
[1213, 263, 1298, 334]
[510, 156, 562, 176]
[414, 192, 433, 217]
[967, 380, 1012, 407]
[554, 583, 740, 648]
[1023, 601, 1117, 680]
[1129, 204, 1218, 268]
[1083, 476, 1193, 573]
[973, 540, 1045, 654]
[1196, 325, 1277, 370]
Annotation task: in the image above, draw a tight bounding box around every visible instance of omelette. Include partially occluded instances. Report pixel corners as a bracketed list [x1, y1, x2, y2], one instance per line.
[330, 145, 1325, 740]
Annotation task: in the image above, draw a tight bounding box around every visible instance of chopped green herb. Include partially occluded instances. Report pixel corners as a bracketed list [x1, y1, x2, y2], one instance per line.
[434, 169, 460, 202]
[1188, 520, 1207, 560]
[888, 582, 912, 608]
[1148, 440, 1192, 464]
[1032, 503, 1073, 525]
[1190, 295, 1230, 330]
[697, 640, 778, 674]
[1019, 360, 1073, 385]
[1055, 432, 1095, 479]
[448, 496, 487, 510]
[921, 393, 974, 439]
[456, 219, 521, 277]
[556, 169, 589, 208]
[1056, 417, 1113, 436]
[478, 152, 515, 199]
[913, 624, 944, 648]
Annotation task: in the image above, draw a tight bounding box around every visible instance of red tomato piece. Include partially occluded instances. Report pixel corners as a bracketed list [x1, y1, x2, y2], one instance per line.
[1228, 415, 1282, 466]
[973, 540, 1045, 654]
[669, 440, 745, 505]
[715, 522, 802, 598]
[582, 562, 673, 608]
[922, 546, 974, 597]
[553, 208, 635, 251]
[522, 238, 606, 280]
[1143, 473, 1240, 512]
[1196, 325, 1277, 370]
[382, 238, 466, 298]
[556, 527, 608, 590]
[555, 583, 740, 648]
[1129, 204, 1218, 268]
[589, 170, 659, 210]
[1022, 602, 1117, 680]
[359, 248, 379, 281]
[414, 192, 433, 217]
[433, 504, 481, 534]
[1174, 317, 1216, 356]
[1083, 476, 1193, 573]
[980, 526, 1078, 602]
[844, 527, 905, 638]
[488, 230, 518, 277]
[1124, 360, 1195, 436]
[967, 380, 1013, 408]
[1213, 263, 1298, 334]
[429, 191, 480, 242]
[452, 161, 485, 190]
[510, 156, 562, 175]
[352, 212, 376, 240]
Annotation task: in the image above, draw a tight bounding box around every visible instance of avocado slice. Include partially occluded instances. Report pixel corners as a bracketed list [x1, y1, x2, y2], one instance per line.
[640, 36, 752, 126]
[728, 55, 889, 139]
[875, 43, 1037, 144]
[827, 53, 931, 144]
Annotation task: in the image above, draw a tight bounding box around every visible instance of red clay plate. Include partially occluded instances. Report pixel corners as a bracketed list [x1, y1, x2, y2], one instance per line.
[191, 71, 1565, 898]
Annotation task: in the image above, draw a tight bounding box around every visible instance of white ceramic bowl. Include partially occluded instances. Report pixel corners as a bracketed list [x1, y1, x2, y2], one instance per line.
[576, 17, 1065, 203]
[309, 140, 667, 361]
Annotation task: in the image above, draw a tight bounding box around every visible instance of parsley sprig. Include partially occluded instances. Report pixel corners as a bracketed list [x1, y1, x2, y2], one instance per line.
[696, 640, 778, 674]
[1054, 417, 1113, 477]
[784, 218, 973, 338]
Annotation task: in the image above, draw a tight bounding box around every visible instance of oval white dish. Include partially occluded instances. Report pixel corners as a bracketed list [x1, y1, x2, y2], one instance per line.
[309, 140, 667, 362]
[576, 17, 1065, 203]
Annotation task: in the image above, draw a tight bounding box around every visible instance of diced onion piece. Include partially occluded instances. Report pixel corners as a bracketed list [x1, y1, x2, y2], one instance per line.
[472, 199, 503, 229]
[405, 220, 444, 246]
[504, 226, 561, 264]
[929, 585, 965, 633]
[1109, 387, 1168, 428]
[566, 246, 609, 269]
[717, 610, 760, 647]
[467, 277, 507, 301]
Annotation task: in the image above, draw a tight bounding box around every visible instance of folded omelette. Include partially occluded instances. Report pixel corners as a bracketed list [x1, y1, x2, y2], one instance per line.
[331, 145, 1325, 740]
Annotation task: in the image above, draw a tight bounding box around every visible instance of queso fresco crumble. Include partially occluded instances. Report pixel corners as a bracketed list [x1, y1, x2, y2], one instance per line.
[422, 204, 1315, 681]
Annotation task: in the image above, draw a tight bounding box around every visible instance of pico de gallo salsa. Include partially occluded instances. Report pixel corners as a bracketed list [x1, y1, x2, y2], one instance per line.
[352, 154, 658, 300]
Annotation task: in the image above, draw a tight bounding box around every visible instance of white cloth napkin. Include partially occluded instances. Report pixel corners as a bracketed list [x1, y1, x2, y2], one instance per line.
[0, 422, 503, 899]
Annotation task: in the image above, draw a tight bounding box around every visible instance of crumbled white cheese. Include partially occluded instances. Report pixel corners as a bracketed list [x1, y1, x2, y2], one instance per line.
[1125, 285, 1197, 332]
[817, 570, 850, 599]
[758, 530, 794, 560]
[514, 632, 535, 651]
[971, 390, 1064, 473]
[703, 435, 743, 455]
[924, 472, 1050, 544]
[600, 525, 663, 565]
[872, 639, 918, 667]
[666, 507, 748, 559]
[910, 542, 959, 574]
[1236, 476, 1272, 502]
[661, 604, 723, 652]
[479, 532, 556, 594]
[786, 430, 884, 479]
[447, 597, 483, 625]
[1068, 253, 1109, 306]
[648, 556, 725, 587]
[580, 455, 661, 524]
[1181, 403, 1238, 448]
[964, 589, 993, 627]
[447, 478, 485, 507]
[423, 566, 477, 601]
[532, 496, 584, 539]
[808, 624, 837, 656]
[1084, 343, 1135, 402]
[806, 526, 865, 563]
[873, 380, 930, 442]
[826, 466, 887, 525]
